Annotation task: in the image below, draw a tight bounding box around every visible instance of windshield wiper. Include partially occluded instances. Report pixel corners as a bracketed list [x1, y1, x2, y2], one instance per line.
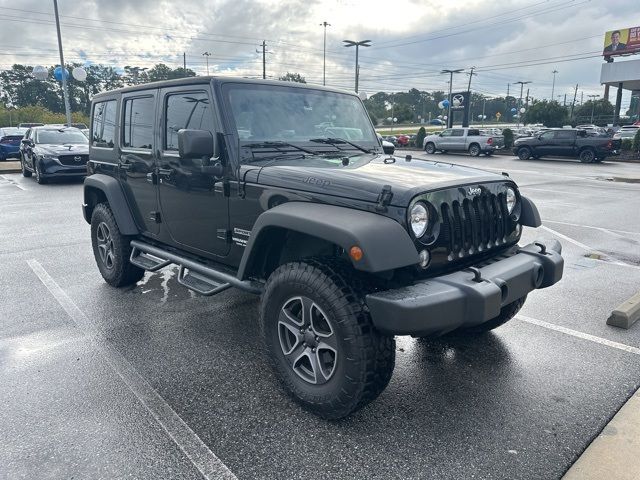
[309, 137, 374, 154]
[243, 141, 317, 155]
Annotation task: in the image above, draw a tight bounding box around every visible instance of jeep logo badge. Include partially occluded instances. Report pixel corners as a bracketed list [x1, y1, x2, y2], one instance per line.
[468, 187, 481, 196]
[74, 156, 82, 162]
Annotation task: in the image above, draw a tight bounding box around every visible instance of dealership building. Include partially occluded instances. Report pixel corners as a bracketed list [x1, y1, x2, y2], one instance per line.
[600, 26, 640, 124]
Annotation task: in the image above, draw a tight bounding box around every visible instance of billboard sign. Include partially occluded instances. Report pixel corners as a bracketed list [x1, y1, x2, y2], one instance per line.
[603, 27, 640, 57]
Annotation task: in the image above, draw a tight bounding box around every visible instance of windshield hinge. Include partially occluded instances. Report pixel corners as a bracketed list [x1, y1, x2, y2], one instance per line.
[375, 184, 393, 212]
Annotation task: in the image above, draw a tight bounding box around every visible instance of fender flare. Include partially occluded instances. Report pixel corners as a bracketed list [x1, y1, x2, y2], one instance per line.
[237, 202, 419, 279]
[83, 174, 139, 235]
[520, 196, 541, 228]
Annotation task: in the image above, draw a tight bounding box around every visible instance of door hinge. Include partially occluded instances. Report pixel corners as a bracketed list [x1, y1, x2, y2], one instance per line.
[217, 229, 232, 243]
[375, 184, 393, 212]
[149, 211, 162, 223]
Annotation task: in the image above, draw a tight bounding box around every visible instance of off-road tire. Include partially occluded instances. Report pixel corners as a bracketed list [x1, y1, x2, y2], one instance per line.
[456, 296, 527, 335]
[260, 259, 395, 419]
[517, 147, 532, 160]
[579, 148, 595, 163]
[425, 142, 436, 154]
[469, 144, 481, 157]
[90, 203, 144, 287]
[21, 154, 32, 177]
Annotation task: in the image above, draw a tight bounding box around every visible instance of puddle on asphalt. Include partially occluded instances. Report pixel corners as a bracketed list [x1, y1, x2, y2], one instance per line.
[130, 266, 196, 302]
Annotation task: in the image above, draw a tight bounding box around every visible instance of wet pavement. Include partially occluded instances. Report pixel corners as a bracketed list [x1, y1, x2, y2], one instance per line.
[2, 155, 640, 479]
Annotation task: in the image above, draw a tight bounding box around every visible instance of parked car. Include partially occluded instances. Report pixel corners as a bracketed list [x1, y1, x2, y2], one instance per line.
[513, 128, 620, 163]
[613, 125, 640, 140]
[81, 76, 563, 419]
[17, 122, 44, 128]
[383, 135, 398, 146]
[19, 126, 89, 183]
[428, 119, 445, 125]
[0, 127, 27, 161]
[396, 134, 410, 147]
[423, 127, 505, 156]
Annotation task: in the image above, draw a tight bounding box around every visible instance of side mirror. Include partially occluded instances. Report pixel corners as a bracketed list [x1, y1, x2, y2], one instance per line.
[21, 139, 31, 145]
[382, 143, 395, 155]
[178, 129, 217, 159]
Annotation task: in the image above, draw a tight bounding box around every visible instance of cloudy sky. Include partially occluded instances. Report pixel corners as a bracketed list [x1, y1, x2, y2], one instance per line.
[1, 0, 638, 108]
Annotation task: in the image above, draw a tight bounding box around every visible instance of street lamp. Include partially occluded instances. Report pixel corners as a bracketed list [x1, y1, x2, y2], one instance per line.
[202, 51, 212, 76]
[441, 69, 464, 128]
[343, 39, 371, 93]
[587, 94, 600, 123]
[551, 70, 558, 100]
[513, 81, 531, 127]
[320, 22, 331, 86]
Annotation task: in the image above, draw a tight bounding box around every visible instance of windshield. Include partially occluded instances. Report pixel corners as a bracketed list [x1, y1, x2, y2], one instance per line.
[223, 83, 378, 159]
[36, 129, 88, 145]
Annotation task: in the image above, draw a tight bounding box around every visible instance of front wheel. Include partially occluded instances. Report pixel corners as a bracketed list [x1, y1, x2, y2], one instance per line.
[91, 203, 145, 287]
[425, 142, 436, 154]
[20, 155, 32, 177]
[579, 148, 595, 163]
[517, 147, 532, 160]
[34, 161, 46, 184]
[260, 260, 395, 419]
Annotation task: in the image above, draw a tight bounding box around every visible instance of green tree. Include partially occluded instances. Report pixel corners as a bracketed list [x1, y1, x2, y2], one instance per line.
[278, 72, 306, 83]
[574, 99, 614, 124]
[633, 129, 640, 152]
[523, 100, 567, 127]
[502, 128, 514, 148]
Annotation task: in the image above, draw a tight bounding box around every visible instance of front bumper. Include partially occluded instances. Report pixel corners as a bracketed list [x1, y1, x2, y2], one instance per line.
[40, 157, 87, 177]
[366, 240, 563, 336]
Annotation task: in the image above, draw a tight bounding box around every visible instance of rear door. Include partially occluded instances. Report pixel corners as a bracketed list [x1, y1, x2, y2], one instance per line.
[119, 92, 160, 235]
[554, 130, 577, 156]
[156, 85, 230, 258]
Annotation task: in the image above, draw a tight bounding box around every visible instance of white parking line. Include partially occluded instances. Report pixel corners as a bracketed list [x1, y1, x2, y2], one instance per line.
[545, 220, 640, 237]
[517, 315, 640, 356]
[0, 175, 26, 190]
[26, 259, 237, 480]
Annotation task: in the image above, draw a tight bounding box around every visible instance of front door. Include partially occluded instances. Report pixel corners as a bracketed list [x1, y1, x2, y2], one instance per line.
[157, 86, 230, 258]
[119, 92, 160, 235]
[534, 130, 556, 156]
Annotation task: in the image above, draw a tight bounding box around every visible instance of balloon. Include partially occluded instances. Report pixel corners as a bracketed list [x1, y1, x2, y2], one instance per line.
[72, 67, 87, 81]
[510, 107, 517, 113]
[53, 66, 69, 82]
[442, 99, 450, 108]
[32, 65, 48, 81]
[520, 107, 526, 114]
[437, 101, 444, 109]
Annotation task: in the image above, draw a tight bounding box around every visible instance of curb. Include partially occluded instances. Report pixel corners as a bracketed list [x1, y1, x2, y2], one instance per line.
[0, 161, 21, 174]
[563, 387, 640, 479]
[607, 292, 640, 329]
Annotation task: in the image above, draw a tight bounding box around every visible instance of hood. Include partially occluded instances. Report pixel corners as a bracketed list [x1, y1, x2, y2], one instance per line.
[255, 154, 506, 206]
[35, 143, 89, 156]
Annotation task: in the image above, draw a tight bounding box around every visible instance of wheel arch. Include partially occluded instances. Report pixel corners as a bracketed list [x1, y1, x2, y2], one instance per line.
[83, 174, 139, 235]
[238, 202, 419, 281]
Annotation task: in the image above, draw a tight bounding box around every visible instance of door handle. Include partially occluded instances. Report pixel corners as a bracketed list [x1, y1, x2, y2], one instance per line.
[158, 168, 174, 178]
[119, 162, 131, 171]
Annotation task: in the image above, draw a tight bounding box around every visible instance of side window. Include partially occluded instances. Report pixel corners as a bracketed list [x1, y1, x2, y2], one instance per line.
[123, 96, 154, 149]
[540, 131, 555, 141]
[164, 91, 213, 151]
[440, 129, 452, 137]
[555, 130, 575, 140]
[451, 129, 465, 137]
[92, 100, 117, 148]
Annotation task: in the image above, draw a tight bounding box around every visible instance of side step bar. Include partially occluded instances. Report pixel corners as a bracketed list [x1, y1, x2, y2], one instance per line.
[130, 240, 263, 295]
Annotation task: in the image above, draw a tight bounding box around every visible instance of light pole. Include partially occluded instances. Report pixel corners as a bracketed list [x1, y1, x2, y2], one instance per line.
[587, 94, 600, 123]
[53, 0, 72, 126]
[320, 22, 331, 86]
[202, 51, 211, 76]
[551, 70, 558, 100]
[514, 81, 531, 127]
[441, 69, 464, 128]
[343, 39, 371, 93]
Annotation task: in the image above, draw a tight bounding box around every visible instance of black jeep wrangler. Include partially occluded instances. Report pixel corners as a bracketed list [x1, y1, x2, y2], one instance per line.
[83, 77, 563, 419]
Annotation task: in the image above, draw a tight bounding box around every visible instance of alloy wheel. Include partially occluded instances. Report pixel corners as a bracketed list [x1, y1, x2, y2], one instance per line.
[277, 296, 338, 385]
[96, 221, 115, 269]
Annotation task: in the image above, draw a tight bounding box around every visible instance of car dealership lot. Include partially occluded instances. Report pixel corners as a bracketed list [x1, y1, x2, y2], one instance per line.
[2, 155, 640, 479]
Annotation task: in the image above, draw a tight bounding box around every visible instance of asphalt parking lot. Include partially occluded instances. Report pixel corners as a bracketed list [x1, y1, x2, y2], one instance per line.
[2, 153, 640, 480]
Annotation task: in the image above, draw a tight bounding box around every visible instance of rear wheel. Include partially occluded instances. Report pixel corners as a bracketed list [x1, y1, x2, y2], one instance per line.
[425, 142, 436, 154]
[91, 203, 144, 287]
[517, 147, 532, 160]
[579, 148, 596, 163]
[469, 144, 481, 157]
[20, 154, 32, 177]
[260, 259, 395, 419]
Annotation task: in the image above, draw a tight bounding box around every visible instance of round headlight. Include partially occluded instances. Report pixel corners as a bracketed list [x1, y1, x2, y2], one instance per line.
[506, 187, 517, 214]
[410, 202, 429, 238]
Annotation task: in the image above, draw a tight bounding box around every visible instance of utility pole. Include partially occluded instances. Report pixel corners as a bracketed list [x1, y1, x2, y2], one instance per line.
[551, 70, 558, 100]
[183, 52, 186, 75]
[580, 91, 584, 105]
[570, 83, 578, 120]
[564, 94, 567, 107]
[482, 97, 486, 127]
[343, 40, 371, 93]
[514, 81, 531, 128]
[320, 21, 331, 86]
[587, 94, 600, 123]
[202, 51, 211, 76]
[507, 83, 510, 123]
[466, 66, 476, 93]
[442, 68, 464, 128]
[53, 0, 72, 126]
[256, 41, 268, 79]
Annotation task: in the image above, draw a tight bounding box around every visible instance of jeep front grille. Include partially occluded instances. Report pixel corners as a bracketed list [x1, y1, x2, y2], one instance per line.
[439, 193, 511, 259]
